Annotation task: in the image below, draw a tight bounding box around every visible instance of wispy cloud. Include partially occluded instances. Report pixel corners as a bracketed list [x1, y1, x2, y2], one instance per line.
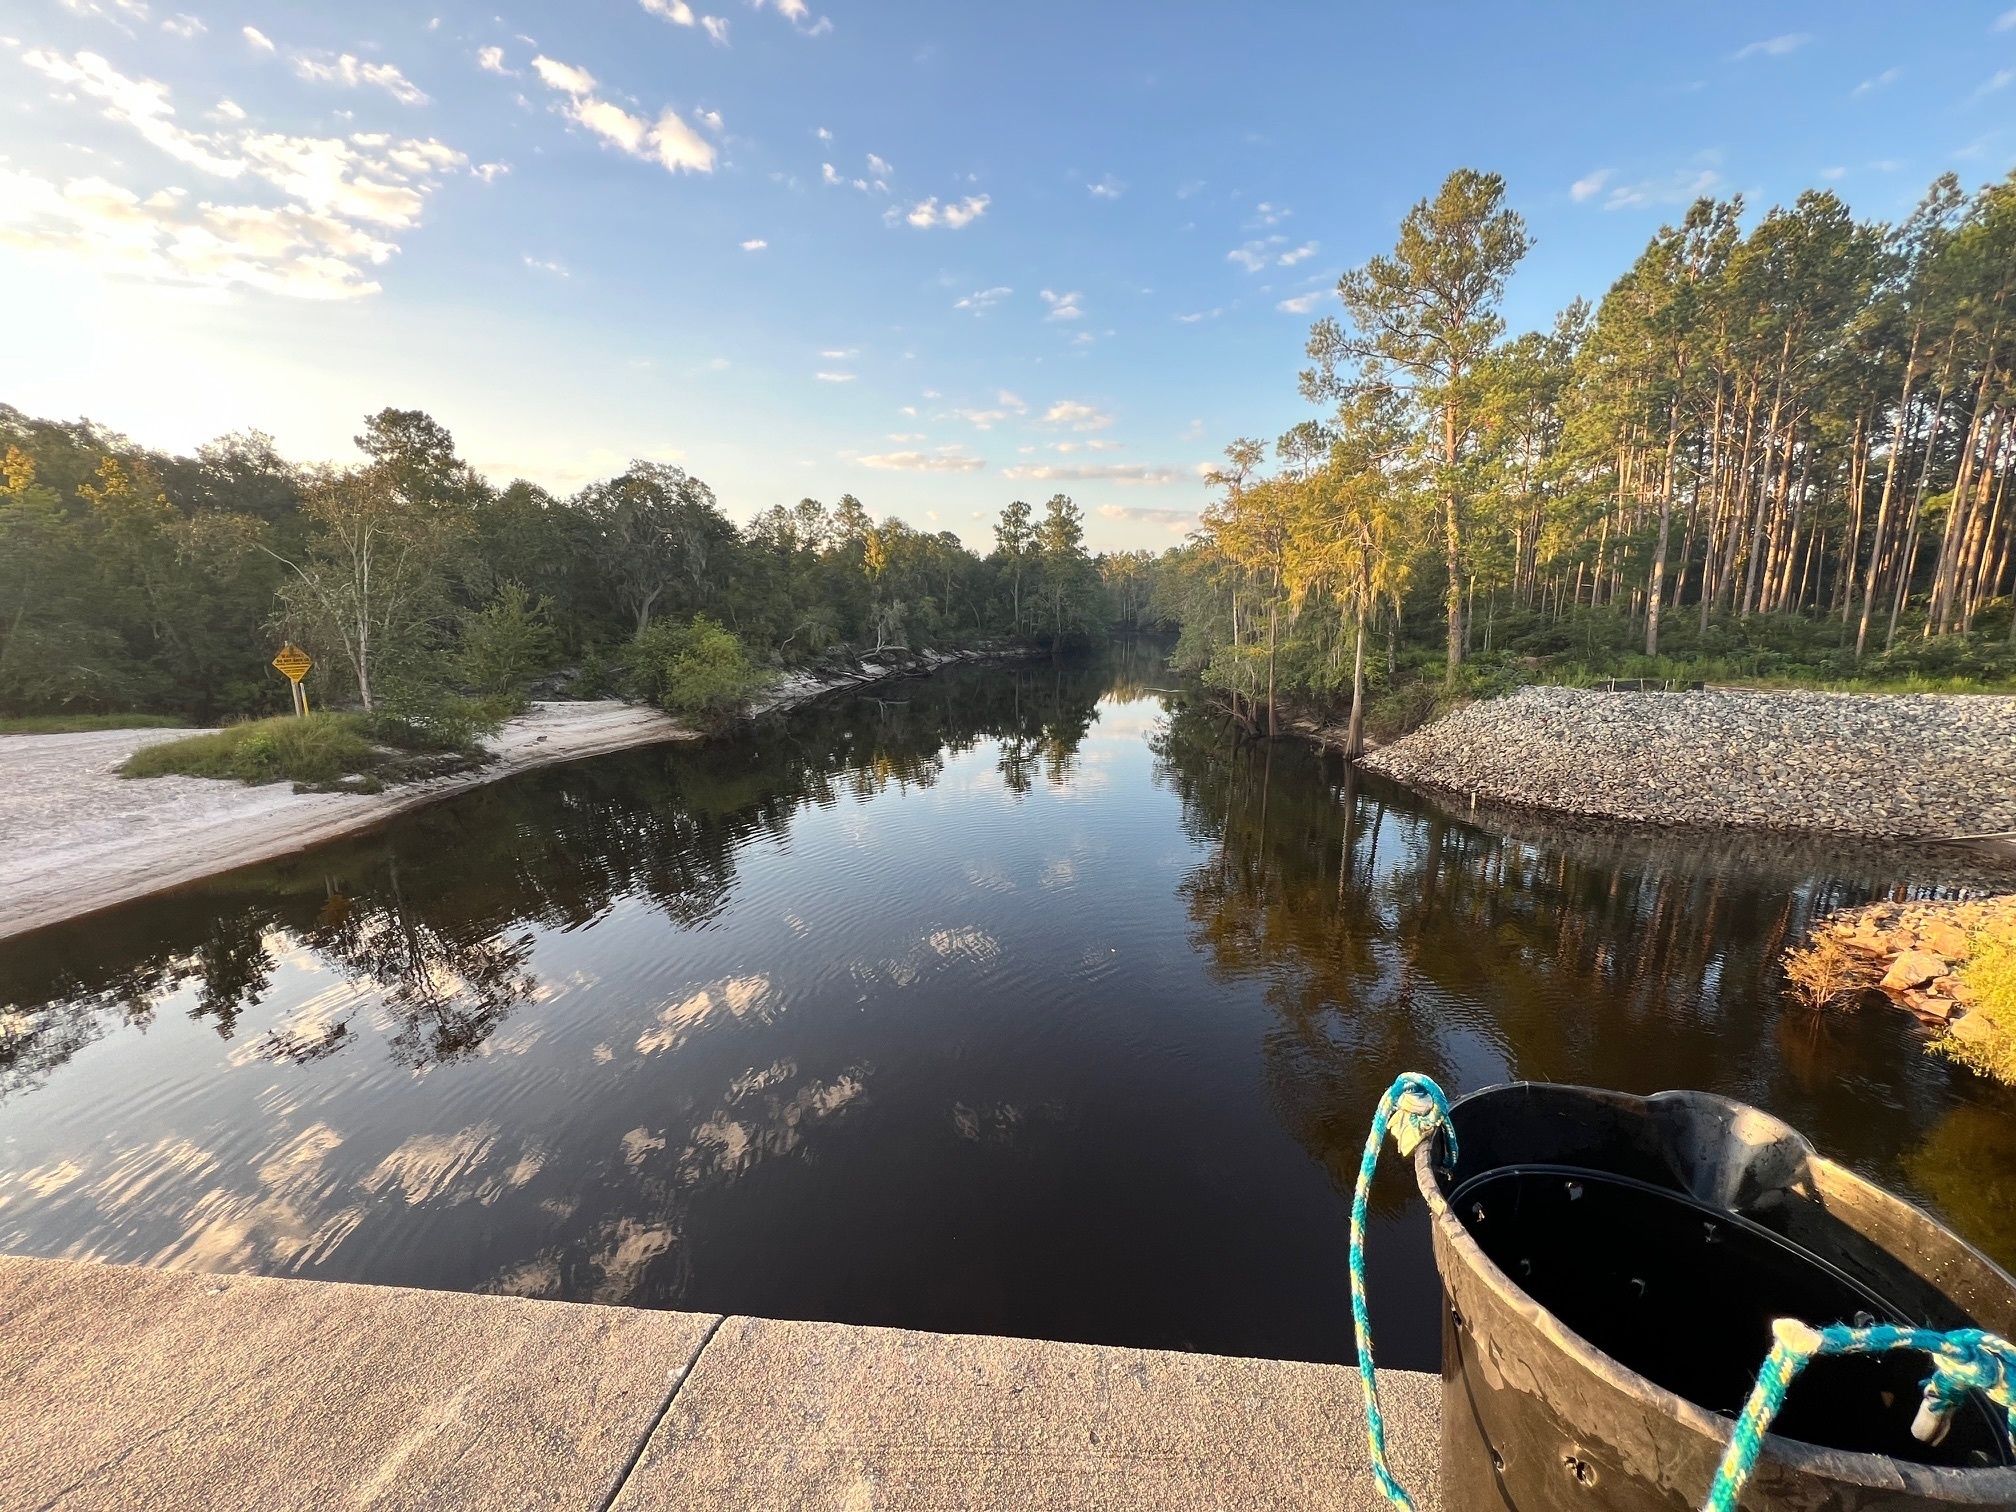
[1600, 165, 1722, 210]
[702, 15, 730, 44]
[1995, 7, 2016, 29]
[954, 285, 1011, 311]
[531, 55, 716, 175]
[1228, 236, 1285, 271]
[292, 52, 428, 106]
[860, 449, 984, 472]
[1088, 174, 1124, 200]
[1042, 400, 1113, 431]
[1277, 241, 1317, 266]
[9, 48, 468, 298]
[641, 0, 696, 22]
[893, 194, 989, 229]
[1276, 291, 1324, 314]
[1096, 503, 1200, 531]
[1007, 464, 1181, 485]
[1852, 67, 1899, 97]
[1174, 309, 1221, 324]
[477, 46, 513, 75]
[741, 237, 767, 250]
[1040, 288, 1083, 321]
[242, 25, 273, 51]
[749, 0, 832, 35]
[1734, 32, 1810, 60]
[951, 390, 1027, 429]
[524, 255, 568, 277]
[1570, 168, 1613, 202]
[815, 371, 856, 382]
[160, 14, 204, 39]
[1973, 67, 2016, 101]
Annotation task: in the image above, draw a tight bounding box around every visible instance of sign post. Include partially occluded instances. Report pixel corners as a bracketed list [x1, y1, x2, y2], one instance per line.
[272, 643, 314, 717]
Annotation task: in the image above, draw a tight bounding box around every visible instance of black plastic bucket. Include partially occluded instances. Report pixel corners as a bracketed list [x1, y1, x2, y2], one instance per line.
[1413, 1083, 2016, 1509]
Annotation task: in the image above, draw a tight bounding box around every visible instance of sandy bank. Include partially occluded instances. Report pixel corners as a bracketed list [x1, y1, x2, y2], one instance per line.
[1361, 684, 2016, 840]
[0, 646, 1016, 943]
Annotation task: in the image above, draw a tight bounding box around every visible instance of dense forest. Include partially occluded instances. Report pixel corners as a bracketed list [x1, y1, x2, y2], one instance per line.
[1150, 165, 2016, 748]
[5, 163, 2014, 737]
[0, 404, 1107, 726]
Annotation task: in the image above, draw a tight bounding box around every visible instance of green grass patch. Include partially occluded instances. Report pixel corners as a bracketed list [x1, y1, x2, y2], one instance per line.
[0, 713, 190, 735]
[121, 712, 382, 787]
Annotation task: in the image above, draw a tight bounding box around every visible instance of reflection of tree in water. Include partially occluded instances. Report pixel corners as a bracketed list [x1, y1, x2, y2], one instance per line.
[1152, 696, 2011, 1230]
[1, 658, 1110, 1086]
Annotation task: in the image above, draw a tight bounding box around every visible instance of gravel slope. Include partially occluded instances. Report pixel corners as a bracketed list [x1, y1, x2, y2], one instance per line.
[1361, 685, 2016, 839]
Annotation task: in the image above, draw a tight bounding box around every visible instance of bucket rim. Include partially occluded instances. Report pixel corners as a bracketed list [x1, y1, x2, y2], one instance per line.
[1409, 1078, 2016, 1496]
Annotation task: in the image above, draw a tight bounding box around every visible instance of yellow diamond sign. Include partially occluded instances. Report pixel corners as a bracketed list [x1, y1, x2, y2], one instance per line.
[272, 643, 313, 682]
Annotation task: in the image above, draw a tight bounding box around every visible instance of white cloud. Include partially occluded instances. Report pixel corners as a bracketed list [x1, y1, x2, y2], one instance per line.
[1998, 7, 2016, 30]
[1602, 166, 1722, 210]
[1042, 399, 1112, 431]
[1040, 288, 1083, 321]
[1088, 174, 1123, 199]
[1249, 201, 1289, 227]
[1570, 168, 1613, 202]
[951, 391, 1027, 429]
[641, 0, 695, 23]
[702, 16, 730, 44]
[242, 25, 273, 51]
[292, 53, 429, 106]
[9, 48, 469, 298]
[860, 450, 984, 472]
[477, 46, 511, 75]
[214, 99, 245, 120]
[58, 0, 150, 20]
[741, 237, 767, 250]
[1174, 309, 1221, 324]
[1277, 240, 1317, 265]
[896, 194, 988, 229]
[1096, 504, 1200, 530]
[1734, 33, 1810, 60]
[815, 371, 855, 382]
[1276, 291, 1323, 314]
[815, 126, 832, 141]
[1007, 464, 1181, 485]
[752, 0, 832, 34]
[867, 152, 892, 177]
[1852, 68, 1899, 97]
[473, 161, 510, 182]
[1974, 67, 2016, 99]
[523, 255, 567, 276]
[531, 55, 716, 175]
[160, 14, 204, 39]
[954, 285, 1011, 311]
[1227, 236, 1284, 271]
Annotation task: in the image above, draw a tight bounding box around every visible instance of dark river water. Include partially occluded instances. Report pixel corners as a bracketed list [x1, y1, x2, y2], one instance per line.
[3, 645, 2014, 1371]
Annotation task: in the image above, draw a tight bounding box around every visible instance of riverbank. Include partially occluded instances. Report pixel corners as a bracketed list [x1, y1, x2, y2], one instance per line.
[0, 646, 1024, 944]
[1361, 685, 2016, 840]
[0, 1254, 1441, 1509]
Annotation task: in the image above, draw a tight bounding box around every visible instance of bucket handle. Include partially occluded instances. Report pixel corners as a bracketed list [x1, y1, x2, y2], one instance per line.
[1349, 1072, 1458, 1510]
[1705, 1318, 2016, 1510]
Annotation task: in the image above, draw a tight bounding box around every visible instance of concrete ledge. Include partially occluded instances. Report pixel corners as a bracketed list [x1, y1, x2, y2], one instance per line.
[0, 1254, 1441, 1510]
[0, 1255, 717, 1510]
[618, 1315, 1442, 1510]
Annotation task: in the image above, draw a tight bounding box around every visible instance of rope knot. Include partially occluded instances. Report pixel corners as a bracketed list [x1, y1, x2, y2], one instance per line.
[1384, 1075, 1455, 1163]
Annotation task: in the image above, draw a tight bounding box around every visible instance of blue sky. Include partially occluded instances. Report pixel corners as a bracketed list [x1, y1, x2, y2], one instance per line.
[4, 2, 2013, 551]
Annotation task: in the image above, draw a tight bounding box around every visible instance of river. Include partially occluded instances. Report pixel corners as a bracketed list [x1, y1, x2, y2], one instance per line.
[2, 646, 2012, 1370]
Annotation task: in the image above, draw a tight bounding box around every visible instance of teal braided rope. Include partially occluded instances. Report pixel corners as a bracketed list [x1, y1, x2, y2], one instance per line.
[1704, 1318, 2016, 1511]
[1348, 1073, 1457, 1510]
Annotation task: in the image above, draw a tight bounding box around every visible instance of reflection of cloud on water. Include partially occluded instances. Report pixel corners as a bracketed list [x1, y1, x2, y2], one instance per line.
[635, 974, 775, 1056]
[963, 860, 1016, 893]
[359, 1124, 501, 1206]
[951, 1100, 1062, 1144]
[926, 927, 1001, 966]
[620, 1127, 667, 1167]
[679, 1067, 867, 1182]
[590, 1218, 675, 1303]
[1040, 856, 1079, 890]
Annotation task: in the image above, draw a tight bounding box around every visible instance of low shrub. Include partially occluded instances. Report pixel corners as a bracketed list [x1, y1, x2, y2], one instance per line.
[1939, 923, 2016, 1087]
[624, 616, 768, 721]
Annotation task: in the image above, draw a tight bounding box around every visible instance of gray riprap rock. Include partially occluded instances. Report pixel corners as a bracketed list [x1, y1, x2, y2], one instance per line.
[1362, 686, 2016, 838]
